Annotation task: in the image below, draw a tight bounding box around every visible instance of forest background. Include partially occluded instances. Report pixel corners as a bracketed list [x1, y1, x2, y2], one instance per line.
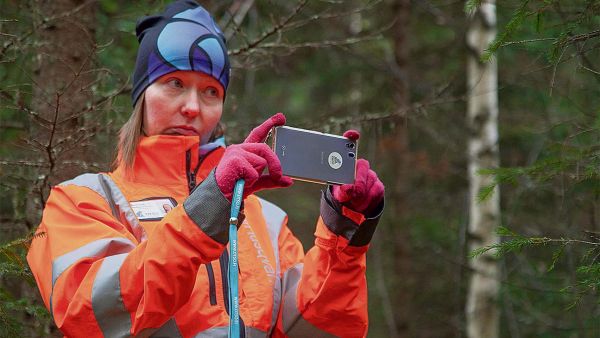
[0, 0, 599, 337]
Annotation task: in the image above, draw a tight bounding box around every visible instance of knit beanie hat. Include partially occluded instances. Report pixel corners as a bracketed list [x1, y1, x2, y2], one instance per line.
[131, 0, 230, 106]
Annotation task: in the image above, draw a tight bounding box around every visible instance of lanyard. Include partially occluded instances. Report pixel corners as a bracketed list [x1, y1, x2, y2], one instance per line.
[228, 179, 244, 338]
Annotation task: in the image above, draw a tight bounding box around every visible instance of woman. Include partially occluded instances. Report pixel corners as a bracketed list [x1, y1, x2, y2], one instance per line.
[27, 1, 385, 337]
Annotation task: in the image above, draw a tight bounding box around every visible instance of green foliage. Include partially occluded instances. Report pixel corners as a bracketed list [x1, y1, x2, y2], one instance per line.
[464, 0, 483, 14]
[471, 226, 600, 306]
[0, 232, 50, 337]
[1, 0, 600, 336]
[0, 289, 51, 338]
[482, 0, 531, 61]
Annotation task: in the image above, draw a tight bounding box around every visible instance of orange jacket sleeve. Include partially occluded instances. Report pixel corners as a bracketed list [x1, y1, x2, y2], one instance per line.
[274, 188, 384, 338]
[26, 172, 231, 337]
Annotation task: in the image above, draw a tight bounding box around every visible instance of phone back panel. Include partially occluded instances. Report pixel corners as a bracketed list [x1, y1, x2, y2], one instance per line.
[272, 126, 357, 185]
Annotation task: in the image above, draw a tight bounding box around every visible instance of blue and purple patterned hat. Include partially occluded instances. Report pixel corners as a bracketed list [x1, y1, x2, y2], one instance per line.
[132, 0, 230, 106]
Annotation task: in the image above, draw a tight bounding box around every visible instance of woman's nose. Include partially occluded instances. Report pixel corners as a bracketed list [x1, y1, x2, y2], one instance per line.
[181, 90, 201, 118]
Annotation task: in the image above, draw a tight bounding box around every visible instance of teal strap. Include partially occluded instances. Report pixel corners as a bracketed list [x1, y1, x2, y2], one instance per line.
[228, 179, 244, 338]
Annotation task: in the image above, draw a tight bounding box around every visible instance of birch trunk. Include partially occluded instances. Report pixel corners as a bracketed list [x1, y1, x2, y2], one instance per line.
[465, 1, 500, 338]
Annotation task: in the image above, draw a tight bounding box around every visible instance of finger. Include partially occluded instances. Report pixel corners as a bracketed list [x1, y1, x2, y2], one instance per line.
[353, 159, 370, 196]
[239, 143, 283, 179]
[240, 150, 269, 175]
[343, 129, 360, 141]
[368, 177, 385, 201]
[244, 113, 286, 143]
[254, 175, 294, 191]
[365, 168, 376, 192]
[333, 184, 353, 203]
[365, 178, 385, 212]
[228, 156, 260, 187]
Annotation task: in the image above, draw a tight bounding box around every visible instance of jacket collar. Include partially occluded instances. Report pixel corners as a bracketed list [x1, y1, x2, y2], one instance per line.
[113, 135, 225, 187]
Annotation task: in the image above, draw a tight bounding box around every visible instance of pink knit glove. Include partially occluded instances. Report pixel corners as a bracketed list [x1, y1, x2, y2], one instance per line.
[332, 130, 385, 215]
[215, 113, 293, 201]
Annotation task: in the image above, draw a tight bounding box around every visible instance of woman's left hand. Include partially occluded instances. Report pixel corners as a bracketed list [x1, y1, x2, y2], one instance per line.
[331, 130, 385, 215]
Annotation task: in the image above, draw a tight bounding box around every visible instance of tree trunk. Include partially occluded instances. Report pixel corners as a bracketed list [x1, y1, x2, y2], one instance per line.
[385, 0, 411, 336]
[30, 0, 97, 205]
[465, 1, 500, 338]
[24, 2, 96, 336]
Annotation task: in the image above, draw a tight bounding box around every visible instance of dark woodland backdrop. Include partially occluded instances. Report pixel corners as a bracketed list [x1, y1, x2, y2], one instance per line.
[0, 0, 599, 337]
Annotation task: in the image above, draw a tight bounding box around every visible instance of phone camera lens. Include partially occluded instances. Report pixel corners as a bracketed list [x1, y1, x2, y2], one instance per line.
[348, 152, 355, 158]
[346, 142, 355, 149]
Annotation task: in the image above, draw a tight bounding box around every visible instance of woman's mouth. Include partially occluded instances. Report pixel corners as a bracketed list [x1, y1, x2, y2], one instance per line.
[165, 126, 199, 136]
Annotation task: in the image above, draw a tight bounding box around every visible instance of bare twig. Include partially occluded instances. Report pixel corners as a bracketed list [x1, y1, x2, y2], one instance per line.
[281, 0, 381, 33]
[230, 0, 308, 56]
[40, 0, 97, 25]
[221, 0, 256, 40]
[251, 34, 382, 52]
[561, 29, 600, 46]
[579, 63, 600, 75]
[0, 160, 47, 168]
[500, 37, 556, 47]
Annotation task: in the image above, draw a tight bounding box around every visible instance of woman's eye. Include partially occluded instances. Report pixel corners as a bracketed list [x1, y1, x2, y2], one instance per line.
[205, 86, 219, 98]
[167, 78, 183, 88]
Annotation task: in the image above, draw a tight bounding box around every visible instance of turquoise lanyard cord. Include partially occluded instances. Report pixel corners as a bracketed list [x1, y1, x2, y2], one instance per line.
[228, 179, 244, 338]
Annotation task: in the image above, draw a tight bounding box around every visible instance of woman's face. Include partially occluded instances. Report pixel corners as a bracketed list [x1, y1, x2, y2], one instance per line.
[143, 71, 224, 143]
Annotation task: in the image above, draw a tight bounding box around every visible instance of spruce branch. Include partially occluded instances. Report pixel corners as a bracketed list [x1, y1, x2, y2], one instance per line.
[470, 226, 600, 260]
[0, 232, 45, 257]
[464, 0, 482, 14]
[482, 0, 531, 62]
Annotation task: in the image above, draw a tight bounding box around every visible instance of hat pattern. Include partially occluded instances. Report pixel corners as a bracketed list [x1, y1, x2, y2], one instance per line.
[132, 2, 229, 106]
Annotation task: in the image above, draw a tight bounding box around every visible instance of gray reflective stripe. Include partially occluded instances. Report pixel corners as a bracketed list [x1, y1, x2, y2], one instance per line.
[49, 237, 135, 318]
[245, 326, 268, 338]
[257, 198, 286, 335]
[51, 237, 135, 286]
[139, 318, 183, 338]
[60, 173, 147, 242]
[281, 263, 337, 338]
[193, 326, 267, 337]
[98, 174, 147, 242]
[92, 253, 132, 338]
[193, 326, 227, 337]
[257, 198, 285, 274]
[270, 276, 282, 335]
[60, 173, 111, 204]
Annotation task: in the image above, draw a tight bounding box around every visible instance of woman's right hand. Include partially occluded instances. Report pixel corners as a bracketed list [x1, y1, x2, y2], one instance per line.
[215, 113, 293, 201]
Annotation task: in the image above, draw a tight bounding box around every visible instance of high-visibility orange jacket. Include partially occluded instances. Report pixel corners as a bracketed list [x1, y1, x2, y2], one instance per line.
[27, 135, 382, 338]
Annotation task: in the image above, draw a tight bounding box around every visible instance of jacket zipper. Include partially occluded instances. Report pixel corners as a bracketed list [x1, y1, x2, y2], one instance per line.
[185, 150, 196, 193]
[186, 147, 220, 194]
[220, 250, 246, 337]
[187, 148, 218, 307]
[186, 146, 241, 328]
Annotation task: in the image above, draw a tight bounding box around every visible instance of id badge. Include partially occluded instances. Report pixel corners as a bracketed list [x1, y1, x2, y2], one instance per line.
[130, 197, 177, 221]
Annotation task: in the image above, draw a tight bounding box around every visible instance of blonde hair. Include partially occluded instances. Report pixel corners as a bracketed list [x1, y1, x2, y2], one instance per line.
[113, 92, 225, 172]
[114, 93, 145, 172]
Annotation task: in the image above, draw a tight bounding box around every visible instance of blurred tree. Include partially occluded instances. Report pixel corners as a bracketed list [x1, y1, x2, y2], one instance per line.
[1, 0, 599, 337]
[465, 1, 500, 338]
[29, 0, 97, 199]
[386, 0, 411, 336]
